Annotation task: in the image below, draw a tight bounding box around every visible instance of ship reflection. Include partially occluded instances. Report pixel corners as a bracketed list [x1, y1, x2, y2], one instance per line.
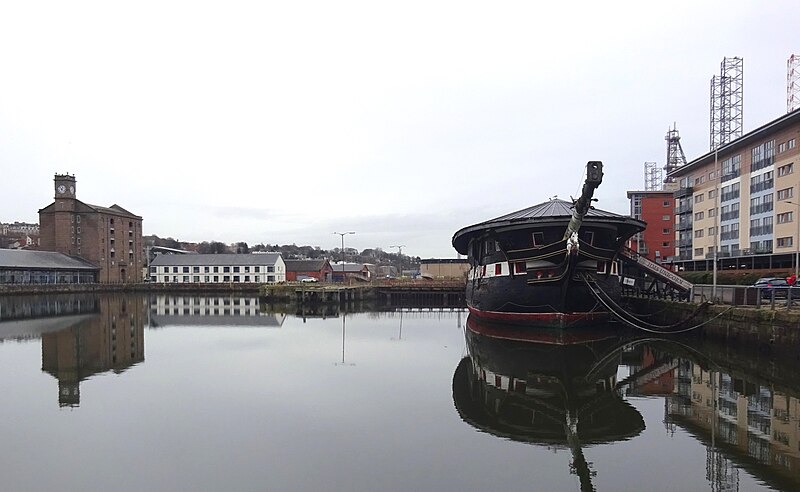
[453, 315, 644, 491]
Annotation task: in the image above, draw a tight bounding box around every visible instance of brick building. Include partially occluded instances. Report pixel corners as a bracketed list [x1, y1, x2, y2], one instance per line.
[626, 190, 675, 264]
[39, 174, 144, 283]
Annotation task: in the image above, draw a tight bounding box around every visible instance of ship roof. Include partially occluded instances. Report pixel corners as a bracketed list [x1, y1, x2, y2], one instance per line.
[451, 198, 645, 254]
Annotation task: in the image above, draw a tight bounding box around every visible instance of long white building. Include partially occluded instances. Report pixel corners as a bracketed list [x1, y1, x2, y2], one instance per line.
[149, 253, 285, 283]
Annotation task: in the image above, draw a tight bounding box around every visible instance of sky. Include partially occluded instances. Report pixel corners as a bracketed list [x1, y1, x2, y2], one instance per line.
[1, 1, 797, 258]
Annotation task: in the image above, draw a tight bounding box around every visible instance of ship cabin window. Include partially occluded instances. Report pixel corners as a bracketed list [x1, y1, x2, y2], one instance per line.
[532, 232, 545, 247]
[484, 239, 497, 255]
[514, 262, 526, 274]
[579, 231, 594, 245]
[597, 261, 607, 274]
[495, 264, 502, 275]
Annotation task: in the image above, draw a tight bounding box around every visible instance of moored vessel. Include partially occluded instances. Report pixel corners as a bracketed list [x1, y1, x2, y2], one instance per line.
[451, 161, 646, 327]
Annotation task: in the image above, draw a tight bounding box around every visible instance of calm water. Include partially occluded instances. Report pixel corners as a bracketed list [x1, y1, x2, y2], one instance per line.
[1, 293, 799, 491]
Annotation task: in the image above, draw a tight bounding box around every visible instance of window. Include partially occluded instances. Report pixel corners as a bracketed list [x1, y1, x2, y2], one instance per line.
[233, 266, 240, 273]
[778, 237, 794, 248]
[495, 264, 502, 275]
[694, 248, 703, 256]
[193, 276, 200, 282]
[663, 201, 670, 207]
[662, 215, 670, 221]
[183, 276, 189, 282]
[662, 242, 670, 247]
[233, 276, 240, 282]
[204, 266, 210, 273]
[204, 276, 210, 282]
[694, 175, 704, 185]
[780, 142, 787, 153]
[268, 275, 275, 282]
[213, 266, 219, 273]
[223, 266, 230, 273]
[708, 227, 716, 236]
[789, 138, 796, 150]
[244, 275, 250, 282]
[182, 266, 190, 273]
[514, 262, 526, 274]
[163, 266, 170, 273]
[709, 171, 716, 180]
[254, 266, 261, 273]
[213, 276, 219, 282]
[244, 266, 250, 273]
[695, 230, 704, 238]
[694, 194, 704, 203]
[267, 266, 275, 273]
[695, 212, 704, 221]
[223, 275, 230, 282]
[708, 189, 717, 198]
[778, 211, 793, 224]
[778, 188, 793, 200]
[193, 266, 200, 273]
[778, 163, 794, 176]
[708, 208, 716, 217]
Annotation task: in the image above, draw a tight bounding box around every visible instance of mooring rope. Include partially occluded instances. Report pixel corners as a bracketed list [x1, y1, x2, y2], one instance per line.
[580, 274, 729, 334]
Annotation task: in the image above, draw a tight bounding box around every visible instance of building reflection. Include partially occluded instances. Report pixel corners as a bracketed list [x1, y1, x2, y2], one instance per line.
[40, 295, 146, 407]
[453, 316, 643, 491]
[148, 295, 286, 327]
[614, 336, 800, 492]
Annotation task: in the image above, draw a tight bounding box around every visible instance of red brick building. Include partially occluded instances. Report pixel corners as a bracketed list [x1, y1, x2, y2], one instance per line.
[284, 259, 333, 282]
[627, 190, 675, 264]
[39, 174, 144, 283]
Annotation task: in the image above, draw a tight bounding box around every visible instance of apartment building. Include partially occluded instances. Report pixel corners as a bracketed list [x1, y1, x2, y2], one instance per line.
[626, 190, 675, 263]
[149, 253, 285, 283]
[668, 110, 800, 271]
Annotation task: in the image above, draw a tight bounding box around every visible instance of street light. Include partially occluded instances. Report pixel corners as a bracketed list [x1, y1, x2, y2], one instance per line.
[333, 231, 355, 281]
[786, 201, 800, 281]
[390, 244, 405, 278]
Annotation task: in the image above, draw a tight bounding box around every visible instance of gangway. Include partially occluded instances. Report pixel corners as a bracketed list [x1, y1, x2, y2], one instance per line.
[618, 247, 692, 298]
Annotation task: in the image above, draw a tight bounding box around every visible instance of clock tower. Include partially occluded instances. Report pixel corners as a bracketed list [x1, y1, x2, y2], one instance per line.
[54, 174, 77, 199]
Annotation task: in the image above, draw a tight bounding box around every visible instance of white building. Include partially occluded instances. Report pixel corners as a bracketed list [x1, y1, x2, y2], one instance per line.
[149, 253, 285, 283]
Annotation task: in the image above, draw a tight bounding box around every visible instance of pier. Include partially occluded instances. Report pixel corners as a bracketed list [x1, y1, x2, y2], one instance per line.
[259, 280, 465, 307]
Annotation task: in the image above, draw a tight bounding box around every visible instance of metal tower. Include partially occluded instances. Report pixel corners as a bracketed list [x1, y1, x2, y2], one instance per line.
[664, 124, 687, 187]
[788, 54, 800, 113]
[644, 161, 662, 191]
[710, 57, 744, 151]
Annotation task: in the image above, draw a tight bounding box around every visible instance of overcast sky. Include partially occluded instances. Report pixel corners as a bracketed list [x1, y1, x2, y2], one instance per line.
[1, 1, 797, 258]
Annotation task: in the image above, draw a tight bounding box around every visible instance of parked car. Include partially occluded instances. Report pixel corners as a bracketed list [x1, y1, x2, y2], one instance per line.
[300, 277, 319, 283]
[753, 277, 789, 298]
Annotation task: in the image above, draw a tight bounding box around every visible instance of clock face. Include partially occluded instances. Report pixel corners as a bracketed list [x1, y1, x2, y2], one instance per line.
[57, 185, 66, 194]
[69, 185, 74, 194]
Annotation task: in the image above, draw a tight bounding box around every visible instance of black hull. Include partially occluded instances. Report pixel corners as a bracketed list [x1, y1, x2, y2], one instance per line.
[466, 272, 621, 327]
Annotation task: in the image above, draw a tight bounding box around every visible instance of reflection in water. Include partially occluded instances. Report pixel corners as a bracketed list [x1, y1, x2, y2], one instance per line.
[453, 316, 644, 491]
[41, 296, 146, 407]
[149, 295, 286, 327]
[650, 339, 800, 492]
[0, 294, 100, 342]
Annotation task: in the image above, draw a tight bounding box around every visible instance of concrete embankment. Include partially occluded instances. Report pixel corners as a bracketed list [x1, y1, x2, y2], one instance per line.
[628, 297, 800, 356]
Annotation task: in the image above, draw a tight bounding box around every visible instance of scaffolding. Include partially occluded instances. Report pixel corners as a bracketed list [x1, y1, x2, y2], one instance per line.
[710, 57, 744, 151]
[788, 54, 800, 113]
[644, 161, 661, 191]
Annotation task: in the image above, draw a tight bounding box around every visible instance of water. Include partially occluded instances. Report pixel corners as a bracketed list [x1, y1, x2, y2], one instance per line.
[0, 293, 798, 491]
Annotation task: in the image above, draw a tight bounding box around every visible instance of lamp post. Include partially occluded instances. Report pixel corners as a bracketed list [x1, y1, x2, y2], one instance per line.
[390, 244, 405, 278]
[786, 202, 800, 281]
[333, 231, 355, 282]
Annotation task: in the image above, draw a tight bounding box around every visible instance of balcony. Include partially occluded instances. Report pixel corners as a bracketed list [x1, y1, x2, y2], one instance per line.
[673, 187, 693, 199]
